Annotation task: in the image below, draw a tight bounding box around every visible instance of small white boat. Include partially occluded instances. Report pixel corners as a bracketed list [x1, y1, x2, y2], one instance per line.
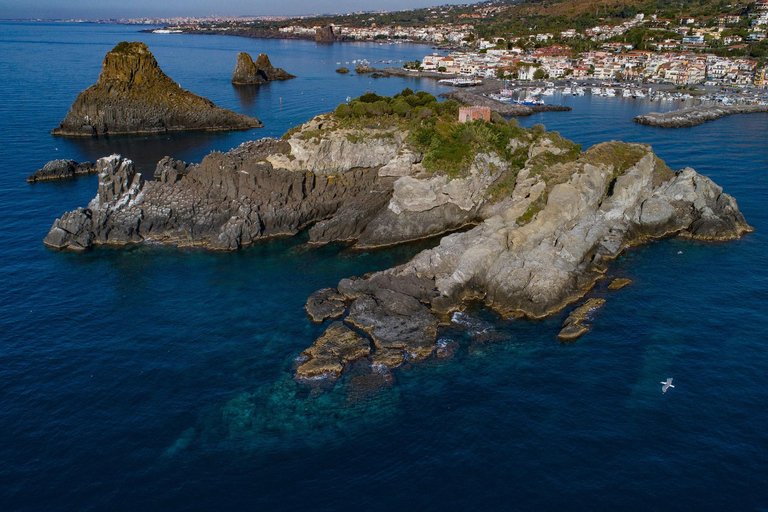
[542, 88, 555, 96]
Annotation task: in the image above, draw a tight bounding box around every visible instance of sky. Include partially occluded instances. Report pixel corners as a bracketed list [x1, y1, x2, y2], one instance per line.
[0, 0, 474, 19]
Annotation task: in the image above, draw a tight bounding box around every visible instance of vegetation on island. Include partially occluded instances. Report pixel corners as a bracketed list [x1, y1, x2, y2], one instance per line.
[282, 88, 676, 222]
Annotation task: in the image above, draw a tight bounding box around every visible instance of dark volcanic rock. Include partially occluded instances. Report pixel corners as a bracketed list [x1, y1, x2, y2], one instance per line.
[315, 26, 335, 43]
[153, 156, 195, 183]
[231, 52, 295, 85]
[43, 138, 394, 251]
[335, 67, 349, 74]
[52, 41, 262, 136]
[27, 159, 96, 183]
[634, 104, 768, 128]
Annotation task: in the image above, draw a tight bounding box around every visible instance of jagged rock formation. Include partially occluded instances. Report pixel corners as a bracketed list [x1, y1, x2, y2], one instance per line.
[27, 159, 96, 183]
[153, 156, 195, 182]
[52, 42, 262, 136]
[315, 26, 335, 43]
[634, 104, 768, 128]
[231, 52, 295, 85]
[43, 132, 400, 251]
[43, 108, 752, 380]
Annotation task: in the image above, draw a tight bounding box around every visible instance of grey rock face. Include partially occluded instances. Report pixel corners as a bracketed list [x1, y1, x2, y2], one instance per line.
[299, 142, 752, 377]
[27, 159, 96, 183]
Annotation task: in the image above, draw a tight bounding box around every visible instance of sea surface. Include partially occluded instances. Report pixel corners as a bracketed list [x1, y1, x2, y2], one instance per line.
[1, 23, 767, 511]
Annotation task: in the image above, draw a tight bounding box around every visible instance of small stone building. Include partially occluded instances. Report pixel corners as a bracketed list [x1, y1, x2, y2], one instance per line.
[458, 106, 491, 123]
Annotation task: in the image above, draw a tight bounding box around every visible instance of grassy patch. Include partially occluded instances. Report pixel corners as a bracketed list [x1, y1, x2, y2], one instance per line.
[652, 155, 676, 187]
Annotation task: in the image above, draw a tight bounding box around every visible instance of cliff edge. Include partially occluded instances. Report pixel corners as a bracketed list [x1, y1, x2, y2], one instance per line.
[52, 41, 262, 136]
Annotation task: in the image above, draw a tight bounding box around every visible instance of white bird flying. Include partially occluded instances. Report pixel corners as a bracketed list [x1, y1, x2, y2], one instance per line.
[661, 378, 675, 393]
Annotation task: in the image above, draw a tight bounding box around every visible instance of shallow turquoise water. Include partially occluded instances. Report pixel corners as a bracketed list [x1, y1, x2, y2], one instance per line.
[1, 23, 767, 511]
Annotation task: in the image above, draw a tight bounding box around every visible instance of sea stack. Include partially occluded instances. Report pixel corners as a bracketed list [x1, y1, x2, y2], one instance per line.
[52, 41, 262, 136]
[231, 52, 296, 85]
[315, 26, 335, 43]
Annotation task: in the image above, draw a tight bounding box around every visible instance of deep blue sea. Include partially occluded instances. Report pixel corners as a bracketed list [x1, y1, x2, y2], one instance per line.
[1, 22, 767, 511]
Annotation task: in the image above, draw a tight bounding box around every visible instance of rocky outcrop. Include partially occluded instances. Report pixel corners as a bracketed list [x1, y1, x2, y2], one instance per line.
[42, 109, 752, 379]
[315, 26, 335, 43]
[336, 67, 349, 74]
[557, 298, 606, 341]
[298, 141, 752, 376]
[27, 159, 96, 183]
[53, 42, 262, 136]
[634, 104, 768, 128]
[43, 137, 403, 251]
[608, 278, 632, 290]
[295, 322, 370, 379]
[231, 52, 295, 85]
[153, 156, 195, 182]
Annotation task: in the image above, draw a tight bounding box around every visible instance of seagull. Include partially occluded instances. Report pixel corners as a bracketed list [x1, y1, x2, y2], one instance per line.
[661, 378, 675, 394]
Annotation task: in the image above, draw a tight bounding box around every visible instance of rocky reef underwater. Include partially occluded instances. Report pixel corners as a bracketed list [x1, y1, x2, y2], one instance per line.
[43, 89, 753, 405]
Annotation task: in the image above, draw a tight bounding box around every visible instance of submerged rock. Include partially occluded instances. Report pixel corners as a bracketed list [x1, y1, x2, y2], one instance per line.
[27, 159, 96, 183]
[557, 298, 606, 342]
[52, 41, 262, 136]
[231, 52, 295, 85]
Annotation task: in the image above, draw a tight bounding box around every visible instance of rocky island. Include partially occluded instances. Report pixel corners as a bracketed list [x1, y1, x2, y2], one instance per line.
[634, 104, 768, 128]
[27, 159, 96, 183]
[52, 42, 262, 136]
[44, 89, 752, 378]
[231, 52, 295, 85]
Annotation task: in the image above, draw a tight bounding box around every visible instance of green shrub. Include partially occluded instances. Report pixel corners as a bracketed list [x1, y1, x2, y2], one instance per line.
[391, 98, 412, 116]
[334, 103, 352, 118]
[351, 102, 368, 117]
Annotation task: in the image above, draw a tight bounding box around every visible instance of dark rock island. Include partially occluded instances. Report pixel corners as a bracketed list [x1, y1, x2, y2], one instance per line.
[27, 159, 96, 183]
[315, 26, 335, 43]
[52, 41, 262, 136]
[44, 89, 752, 378]
[231, 52, 295, 85]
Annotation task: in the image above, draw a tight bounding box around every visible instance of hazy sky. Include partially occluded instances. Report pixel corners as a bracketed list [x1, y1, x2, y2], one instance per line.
[0, 0, 472, 19]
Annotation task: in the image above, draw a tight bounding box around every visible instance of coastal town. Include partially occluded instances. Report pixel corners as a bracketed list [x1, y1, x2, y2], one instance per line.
[151, 0, 768, 89]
